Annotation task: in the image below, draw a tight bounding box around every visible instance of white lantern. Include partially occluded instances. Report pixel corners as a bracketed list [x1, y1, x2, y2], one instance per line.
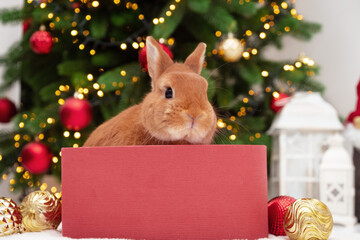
[268, 92, 343, 199]
[320, 133, 356, 226]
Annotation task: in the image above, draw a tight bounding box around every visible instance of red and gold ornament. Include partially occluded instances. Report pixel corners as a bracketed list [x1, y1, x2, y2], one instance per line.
[0, 198, 23, 236]
[60, 97, 92, 131]
[30, 26, 53, 54]
[139, 41, 173, 71]
[284, 198, 333, 240]
[0, 98, 17, 123]
[268, 195, 296, 236]
[20, 191, 61, 232]
[20, 142, 53, 174]
[271, 92, 290, 113]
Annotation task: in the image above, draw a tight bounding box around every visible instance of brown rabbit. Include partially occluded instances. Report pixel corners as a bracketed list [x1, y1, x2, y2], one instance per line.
[83, 36, 217, 146]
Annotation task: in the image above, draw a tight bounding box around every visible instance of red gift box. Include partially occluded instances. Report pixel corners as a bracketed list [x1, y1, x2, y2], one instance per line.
[62, 145, 268, 239]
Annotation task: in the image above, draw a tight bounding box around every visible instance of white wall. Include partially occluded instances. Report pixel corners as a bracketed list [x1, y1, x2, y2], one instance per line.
[0, 0, 22, 126]
[265, 0, 360, 118]
[0, 0, 22, 202]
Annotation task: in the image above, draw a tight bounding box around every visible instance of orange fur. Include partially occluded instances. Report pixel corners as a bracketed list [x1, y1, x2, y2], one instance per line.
[83, 37, 217, 146]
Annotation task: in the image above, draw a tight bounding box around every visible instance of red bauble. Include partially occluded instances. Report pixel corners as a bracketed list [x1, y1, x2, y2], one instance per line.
[72, 2, 81, 9]
[60, 98, 92, 131]
[20, 142, 53, 174]
[138, 42, 173, 70]
[23, 18, 32, 33]
[0, 98, 17, 123]
[268, 196, 296, 236]
[30, 30, 53, 54]
[271, 92, 290, 113]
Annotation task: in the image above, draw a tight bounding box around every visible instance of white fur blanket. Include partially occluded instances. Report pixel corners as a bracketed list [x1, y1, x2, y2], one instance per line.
[4, 223, 360, 240]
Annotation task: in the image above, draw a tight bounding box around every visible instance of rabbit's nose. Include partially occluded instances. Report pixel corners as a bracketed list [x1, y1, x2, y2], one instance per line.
[186, 112, 203, 120]
[186, 113, 195, 121]
[186, 112, 203, 128]
[186, 113, 196, 128]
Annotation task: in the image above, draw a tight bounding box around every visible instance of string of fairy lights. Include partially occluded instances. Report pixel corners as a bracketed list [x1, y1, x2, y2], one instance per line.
[216, 53, 317, 142]
[210, 0, 316, 143]
[72, 0, 180, 53]
[1, 0, 318, 192]
[4, 109, 62, 195]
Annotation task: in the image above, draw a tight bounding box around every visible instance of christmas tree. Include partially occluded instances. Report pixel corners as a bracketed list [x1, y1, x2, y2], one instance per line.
[0, 0, 322, 193]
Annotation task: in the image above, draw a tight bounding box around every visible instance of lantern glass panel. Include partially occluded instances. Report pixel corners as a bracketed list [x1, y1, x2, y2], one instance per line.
[286, 132, 308, 155]
[270, 181, 279, 199]
[287, 157, 308, 177]
[312, 133, 332, 156]
[310, 182, 319, 198]
[286, 181, 306, 199]
[286, 181, 319, 199]
[271, 160, 278, 178]
[272, 137, 279, 159]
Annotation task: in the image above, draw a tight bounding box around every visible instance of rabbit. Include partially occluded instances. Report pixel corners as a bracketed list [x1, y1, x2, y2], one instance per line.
[83, 36, 217, 146]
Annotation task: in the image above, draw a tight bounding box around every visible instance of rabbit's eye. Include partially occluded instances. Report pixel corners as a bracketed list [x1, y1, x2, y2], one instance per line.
[165, 87, 173, 99]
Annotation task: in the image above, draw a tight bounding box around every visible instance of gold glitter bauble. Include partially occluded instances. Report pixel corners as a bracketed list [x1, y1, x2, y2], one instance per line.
[20, 191, 61, 232]
[0, 197, 23, 236]
[218, 33, 244, 62]
[284, 198, 333, 240]
[353, 116, 360, 129]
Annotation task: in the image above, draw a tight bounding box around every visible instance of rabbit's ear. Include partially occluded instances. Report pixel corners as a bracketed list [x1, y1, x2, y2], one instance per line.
[184, 43, 206, 74]
[146, 36, 173, 84]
